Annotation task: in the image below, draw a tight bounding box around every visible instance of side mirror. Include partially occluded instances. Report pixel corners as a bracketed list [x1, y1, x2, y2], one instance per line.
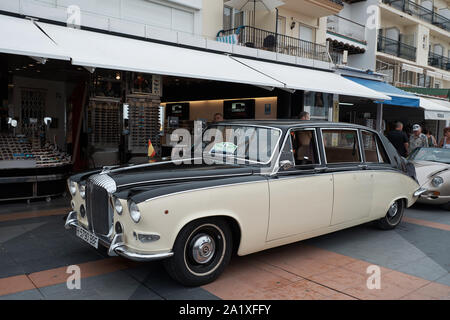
[44, 117, 52, 126]
[279, 160, 294, 171]
[11, 119, 17, 128]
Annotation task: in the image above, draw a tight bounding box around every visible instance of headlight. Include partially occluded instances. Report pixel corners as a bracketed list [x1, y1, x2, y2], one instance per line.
[69, 180, 77, 195]
[114, 198, 123, 215]
[432, 176, 444, 187]
[79, 184, 86, 199]
[129, 201, 141, 223]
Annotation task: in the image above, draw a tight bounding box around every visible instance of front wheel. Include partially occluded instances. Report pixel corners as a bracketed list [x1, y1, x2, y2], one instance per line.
[376, 199, 405, 230]
[164, 217, 233, 286]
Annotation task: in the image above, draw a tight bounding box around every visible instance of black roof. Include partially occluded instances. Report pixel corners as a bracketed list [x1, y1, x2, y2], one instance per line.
[214, 120, 375, 131]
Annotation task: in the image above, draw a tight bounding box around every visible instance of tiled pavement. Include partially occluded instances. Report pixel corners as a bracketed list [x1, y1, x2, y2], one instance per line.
[0, 197, 449, 300]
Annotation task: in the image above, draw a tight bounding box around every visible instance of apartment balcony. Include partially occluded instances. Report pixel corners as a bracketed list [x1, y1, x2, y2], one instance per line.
[382, 0, 450, 32]
[218, 26, 330, 62]
[281, 0, 344, 18]
[428, 52, 450, 71]
[377, 35, 416, 62]
[326, 15, 366, 46]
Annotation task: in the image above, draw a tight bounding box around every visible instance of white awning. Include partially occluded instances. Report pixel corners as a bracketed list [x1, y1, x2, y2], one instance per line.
[232, 57, 391, 100]
[0, 15, 69, 61]
[402, 63, 423, 74]
[434, 99, 450, 109]
[419, 97, 450, 120]
[426, 70, 443, 79]
[35, 21, 282, 88]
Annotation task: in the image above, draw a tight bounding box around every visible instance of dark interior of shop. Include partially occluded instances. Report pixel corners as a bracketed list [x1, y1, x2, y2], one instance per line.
[0, 52, 313, 201]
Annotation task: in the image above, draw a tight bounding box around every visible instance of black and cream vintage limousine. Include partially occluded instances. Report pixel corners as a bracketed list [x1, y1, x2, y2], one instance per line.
[65, 121, 425, 286]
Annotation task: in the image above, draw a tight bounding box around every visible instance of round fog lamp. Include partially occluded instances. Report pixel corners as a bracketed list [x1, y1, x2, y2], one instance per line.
[432, 176, 444, 187]
[115, 221, 123, 234]
[129, 201, 141, 223]
[80, 205, 86, 218]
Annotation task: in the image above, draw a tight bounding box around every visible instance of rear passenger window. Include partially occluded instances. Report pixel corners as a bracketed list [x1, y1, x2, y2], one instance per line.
[362, 131, 379, 162]
[362, 131, 389, 163]
[322, 129, 361, 163]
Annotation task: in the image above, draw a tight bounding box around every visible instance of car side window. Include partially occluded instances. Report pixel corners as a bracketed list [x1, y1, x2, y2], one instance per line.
[290, 129, 320, 166]
[362, 131, 389, 163]
[362, 131, 379, 162]
[322, 129, 361, 164]
[376, 136, 390, 163]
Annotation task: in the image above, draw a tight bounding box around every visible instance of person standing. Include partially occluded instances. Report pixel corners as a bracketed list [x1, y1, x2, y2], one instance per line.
[386, 121, 409, 157]
[439, 127, 450, 148]
[409, 124, 428, 153]
[422, 128, 437, 147]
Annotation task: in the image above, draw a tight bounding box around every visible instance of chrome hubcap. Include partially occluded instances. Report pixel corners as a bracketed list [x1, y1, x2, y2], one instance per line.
[191, 234, 215, 264]
[388, 202, 398, 218]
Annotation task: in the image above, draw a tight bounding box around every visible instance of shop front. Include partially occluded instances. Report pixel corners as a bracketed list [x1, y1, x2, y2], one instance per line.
[0, 13, 390, 201]
[338, 76, 450, 142]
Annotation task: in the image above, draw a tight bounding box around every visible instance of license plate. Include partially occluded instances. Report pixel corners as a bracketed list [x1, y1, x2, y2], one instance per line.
[76, 226, 99, 249]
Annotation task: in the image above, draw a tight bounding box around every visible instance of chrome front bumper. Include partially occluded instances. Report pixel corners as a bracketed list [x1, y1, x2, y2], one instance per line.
[64, 211, 173, 262]
[413, 187, 428, 197]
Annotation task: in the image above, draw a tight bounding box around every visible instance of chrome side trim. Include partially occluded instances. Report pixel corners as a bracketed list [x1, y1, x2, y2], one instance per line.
[117, 172, 253, 188]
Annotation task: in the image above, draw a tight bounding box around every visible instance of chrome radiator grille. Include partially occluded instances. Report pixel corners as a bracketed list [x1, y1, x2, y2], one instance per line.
[85, 174, 116, 237]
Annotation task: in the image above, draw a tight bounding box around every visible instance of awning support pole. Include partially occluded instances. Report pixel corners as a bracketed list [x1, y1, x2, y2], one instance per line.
[376, 103, 383, 133]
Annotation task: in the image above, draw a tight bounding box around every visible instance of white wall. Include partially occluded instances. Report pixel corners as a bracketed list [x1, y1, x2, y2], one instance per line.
[0, 0, 203, 37]
[346, 0, 379, 71]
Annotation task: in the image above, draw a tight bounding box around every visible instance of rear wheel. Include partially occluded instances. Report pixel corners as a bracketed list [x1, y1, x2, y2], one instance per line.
[376, 199, 405, 230]
[164, 217, 232, 286]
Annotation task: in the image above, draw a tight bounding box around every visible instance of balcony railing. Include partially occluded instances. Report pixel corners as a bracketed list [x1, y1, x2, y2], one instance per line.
[218, 26, 331, 62]
[329, 50, 344, 65]
[326, 15, 366, 44]
[382, 0, 450, 31]
[377, 35, 416, 61]
[428, 52, 450, 71]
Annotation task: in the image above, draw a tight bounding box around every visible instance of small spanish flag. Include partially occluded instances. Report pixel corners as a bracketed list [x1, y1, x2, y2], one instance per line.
[148, 139, 156, 158]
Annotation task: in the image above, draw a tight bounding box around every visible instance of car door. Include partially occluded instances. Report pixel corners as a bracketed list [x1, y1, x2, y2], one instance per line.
[321, 128, 374, 226]
[361, 129, 396, 218]
[267, 127, 333, 241]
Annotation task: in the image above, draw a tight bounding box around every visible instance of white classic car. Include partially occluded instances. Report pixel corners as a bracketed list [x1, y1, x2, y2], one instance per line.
[65, 121, 423, 286]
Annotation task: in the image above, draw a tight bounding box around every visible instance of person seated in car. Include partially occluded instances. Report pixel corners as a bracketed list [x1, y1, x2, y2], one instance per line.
[295, 130, 314, 165]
